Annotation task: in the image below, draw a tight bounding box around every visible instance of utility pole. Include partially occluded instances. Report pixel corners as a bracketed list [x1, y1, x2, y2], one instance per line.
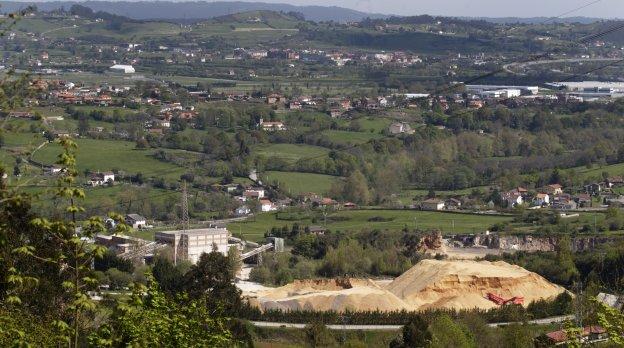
[175, 181, 190, 265]
[182, 181, 190, 232]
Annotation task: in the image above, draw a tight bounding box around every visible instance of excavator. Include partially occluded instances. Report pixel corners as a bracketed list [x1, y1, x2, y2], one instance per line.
[486, 292, 524, 306]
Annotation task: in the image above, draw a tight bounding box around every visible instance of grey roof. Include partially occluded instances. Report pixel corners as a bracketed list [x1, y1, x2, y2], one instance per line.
[126, 214, 146, 221]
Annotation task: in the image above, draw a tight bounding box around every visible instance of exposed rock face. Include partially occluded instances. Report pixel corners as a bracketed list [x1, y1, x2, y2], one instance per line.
[462, 234, 618, 252]
[417, 230, 444, 252]
[250, 260, 566, 313]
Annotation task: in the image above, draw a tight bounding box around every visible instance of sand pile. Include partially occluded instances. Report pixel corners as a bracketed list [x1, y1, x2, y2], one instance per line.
[254, 278, 410, 312]
[386, 259, 566, 311]
[250, 260, 567, 312]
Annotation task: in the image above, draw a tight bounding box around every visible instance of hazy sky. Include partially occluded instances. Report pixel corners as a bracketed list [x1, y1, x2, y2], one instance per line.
[231, 0, 623, 18]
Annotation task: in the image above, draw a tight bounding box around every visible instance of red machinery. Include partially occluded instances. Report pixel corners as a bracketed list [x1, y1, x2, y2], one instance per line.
[486, 292, 524, 306]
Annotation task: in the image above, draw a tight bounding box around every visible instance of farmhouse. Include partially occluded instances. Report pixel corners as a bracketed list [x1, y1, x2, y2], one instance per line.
[125, 214, 147, 229]
[535, 326, 607, 347]
[259, 119, 286, 131]
[88, 171, 115, 187]
[501, 190, 524, 207]
[109, 64, 135, 74]
[266, 94, 284, 104]
[388, 122, 415, 135]
[243, 188, 265, 199]
[532, 193, 550, 206]
[260, 199, 277, 212]
[544, 184, 563, 195]
[422, 198, 445, 211]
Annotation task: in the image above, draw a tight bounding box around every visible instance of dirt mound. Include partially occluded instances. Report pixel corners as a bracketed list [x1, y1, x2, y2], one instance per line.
[254, 278, 409, 312]
[386, 259, 566, 311]
[251, 260, 566, 313]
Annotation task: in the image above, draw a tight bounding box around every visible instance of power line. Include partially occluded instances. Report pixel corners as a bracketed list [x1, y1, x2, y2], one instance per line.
[291, 22, 624, 165]
[559, 58, 624, 83]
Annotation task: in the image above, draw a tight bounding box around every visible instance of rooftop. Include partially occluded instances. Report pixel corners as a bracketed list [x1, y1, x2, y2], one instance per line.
[155, 228, 229, 236]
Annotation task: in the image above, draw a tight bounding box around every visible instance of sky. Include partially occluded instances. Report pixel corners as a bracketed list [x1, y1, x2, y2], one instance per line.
[222, 0, 624, 18]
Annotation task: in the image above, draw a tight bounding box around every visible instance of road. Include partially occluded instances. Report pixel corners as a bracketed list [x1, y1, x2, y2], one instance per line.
[251, 314, 576, 331]
[503, 57, 621, 75]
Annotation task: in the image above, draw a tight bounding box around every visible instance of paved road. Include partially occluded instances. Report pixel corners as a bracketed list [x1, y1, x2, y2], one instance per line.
[251, 314, 575, 331]
[504, 57, 621, 75]
[487, 314, 575, 327]
[251, 321, 402, 331]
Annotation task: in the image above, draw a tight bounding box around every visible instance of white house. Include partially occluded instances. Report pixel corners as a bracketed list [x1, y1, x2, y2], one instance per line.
[533, 193, 550, 206]
[109, 64, 135, 74]
[259, 119, 286, 131]
[502, 192, 524, 207]
[389, 122, 415, 135]
[88, 172, 115, 186]
[421, 198, 445, 211]
[243, 188, 265, 199]
[235, 205, 251, 216]
[125, 214, 147, 229]
[260, 199, 277, 212]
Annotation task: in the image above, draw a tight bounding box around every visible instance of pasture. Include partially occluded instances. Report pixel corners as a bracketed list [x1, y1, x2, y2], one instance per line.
[262, 171, 340, 195]
[254, 143, 329, 163]
[31, 138, 185, 178]
[228, 209, 513, 242]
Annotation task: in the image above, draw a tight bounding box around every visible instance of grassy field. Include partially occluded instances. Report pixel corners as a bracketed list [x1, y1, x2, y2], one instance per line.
[31, 138, 185, 178]
[576, 162, 624, 180]
[320, 130, 383, 145]
[355, 117, 393, 133]
[254, 143, 329, 163]
[397, 186, 491, 204]
[228, 209, 512, 241]
[262, 171, 340, 195]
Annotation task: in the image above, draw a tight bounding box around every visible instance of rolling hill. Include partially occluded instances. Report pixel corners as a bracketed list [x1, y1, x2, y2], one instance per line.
[0, 1, 388, 22]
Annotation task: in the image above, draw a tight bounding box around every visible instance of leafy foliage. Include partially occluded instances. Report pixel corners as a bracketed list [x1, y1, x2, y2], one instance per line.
[89, 275, 232, 347]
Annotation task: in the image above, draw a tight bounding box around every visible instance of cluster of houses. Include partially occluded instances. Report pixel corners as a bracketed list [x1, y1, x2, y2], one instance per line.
[499, 177, 624, 210]
[219, 183, 354, 217]
[229, 48, 422, 67]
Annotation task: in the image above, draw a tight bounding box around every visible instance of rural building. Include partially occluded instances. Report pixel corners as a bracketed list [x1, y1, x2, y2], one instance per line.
[125, 214, 147, 229]
[154, 228, 231, 264]
[544, 184, 563, 195]
[88, 171, 115, 186]
[235, 205, 251, 216]
[109, 64, 135, 74]
[501, 190, 524, 207]
[388, 122, 415, 135]
[422, 198, 445, 211]
[445, 198, 462, 210]
[535, 326, 607, 347]
[260, 199, 277, 212]
[308, 226, 327, 235]
[532, 193, 550, 206]
[259, 119, 286, 131]
[243, 188, 265, 199]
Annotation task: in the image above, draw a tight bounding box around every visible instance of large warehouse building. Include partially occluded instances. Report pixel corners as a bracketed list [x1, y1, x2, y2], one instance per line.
[155, 228, 231, 264]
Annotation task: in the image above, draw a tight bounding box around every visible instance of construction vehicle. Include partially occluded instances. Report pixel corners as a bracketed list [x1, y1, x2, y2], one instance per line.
[486, 292, 524, 306]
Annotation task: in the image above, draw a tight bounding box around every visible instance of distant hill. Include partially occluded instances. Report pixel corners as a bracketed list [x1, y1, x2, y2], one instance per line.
[0, 1, 388, 22]
[462, 16, 609, 25]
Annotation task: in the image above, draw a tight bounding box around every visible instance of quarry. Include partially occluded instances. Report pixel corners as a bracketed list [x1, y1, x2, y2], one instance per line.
[244, 260, 567, 313]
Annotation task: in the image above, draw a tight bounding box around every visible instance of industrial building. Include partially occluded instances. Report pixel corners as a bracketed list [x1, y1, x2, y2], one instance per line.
[465, 84, 539, 95]
[109, 64, 135, 74]
[546, 81, 624, 99]
[155, 228, 231, 264]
